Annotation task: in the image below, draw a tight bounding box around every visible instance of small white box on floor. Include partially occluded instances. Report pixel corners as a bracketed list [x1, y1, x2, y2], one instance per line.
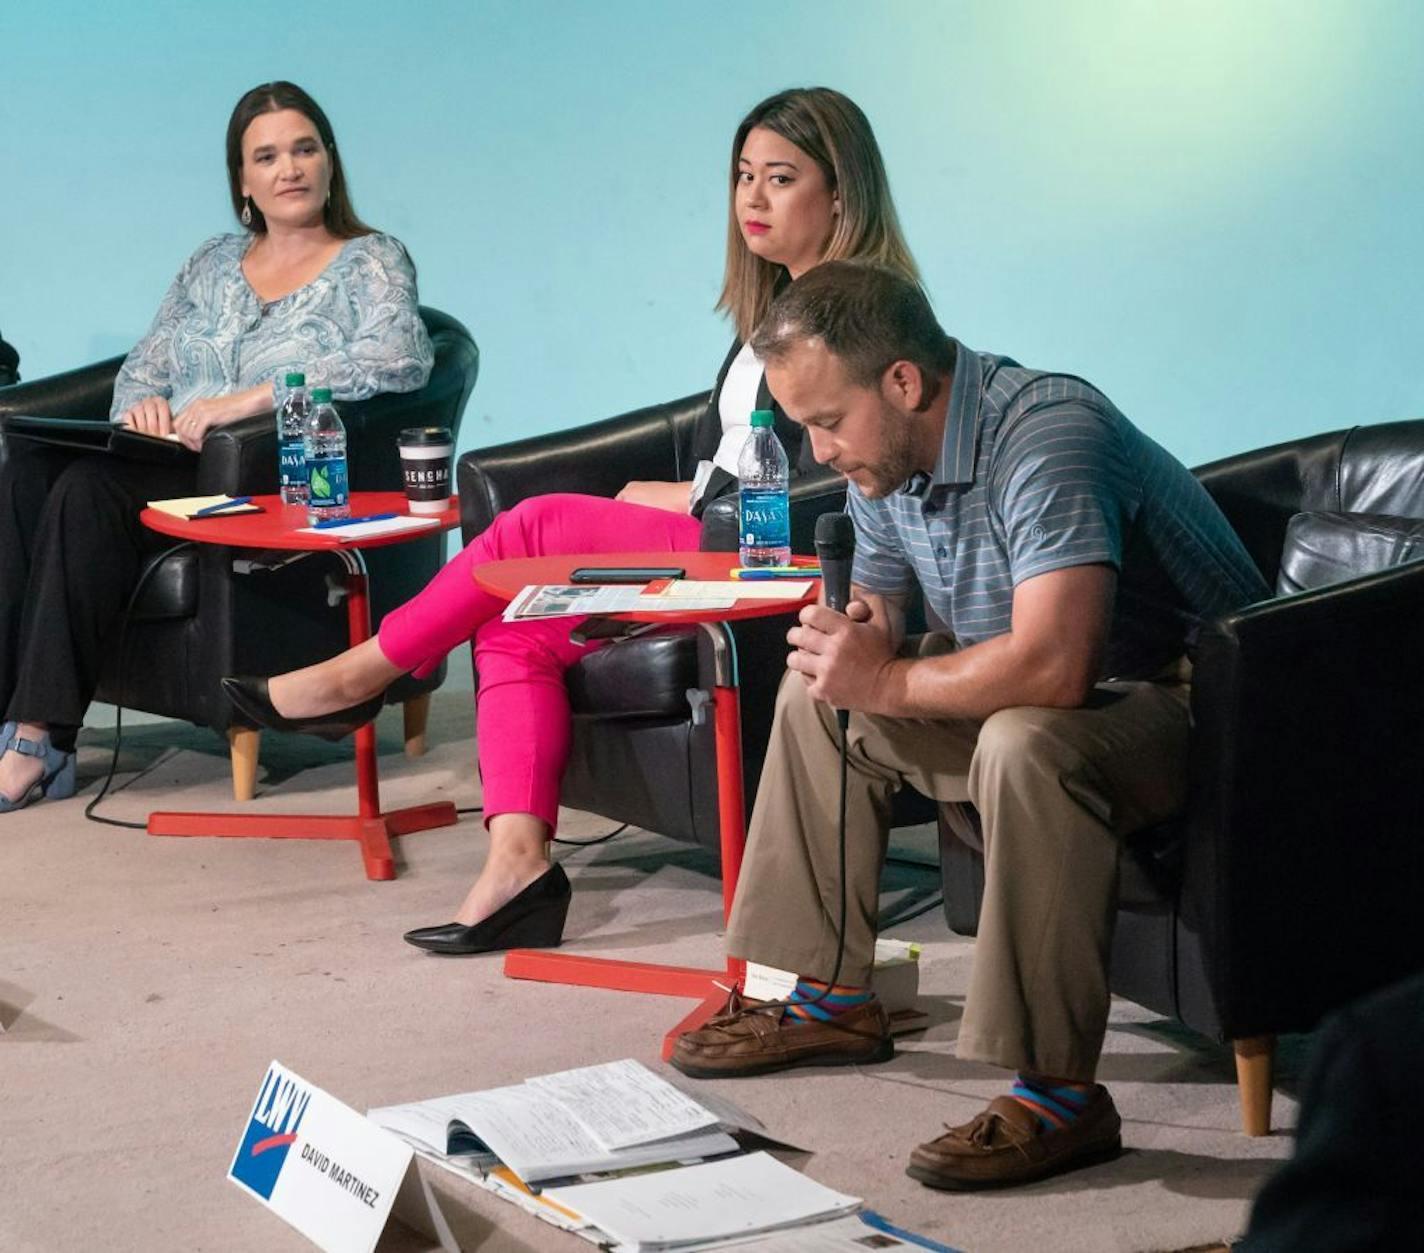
[743, 939, 925, 1034]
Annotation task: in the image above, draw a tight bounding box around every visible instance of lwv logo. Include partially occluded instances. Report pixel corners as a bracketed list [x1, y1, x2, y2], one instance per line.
[230, 1064, 313, 1200]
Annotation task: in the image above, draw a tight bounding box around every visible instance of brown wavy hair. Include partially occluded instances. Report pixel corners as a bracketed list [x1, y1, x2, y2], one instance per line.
[226, 81, 371, 239]
[717, 88, 919, 343]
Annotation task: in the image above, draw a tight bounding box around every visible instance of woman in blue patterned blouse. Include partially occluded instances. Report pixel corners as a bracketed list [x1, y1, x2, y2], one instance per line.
[0, 81, 433, 811]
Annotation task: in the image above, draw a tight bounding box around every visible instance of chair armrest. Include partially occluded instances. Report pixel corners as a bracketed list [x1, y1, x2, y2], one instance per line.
[457, 392, 708, 541]
[194, 414, 279, 496]
[1182, 557, 1424, 1036]
[698, 467, 847, 553]
[0, 356, 125, 422]
[342, 377, 475, 492]
[194, 376, 475, 497]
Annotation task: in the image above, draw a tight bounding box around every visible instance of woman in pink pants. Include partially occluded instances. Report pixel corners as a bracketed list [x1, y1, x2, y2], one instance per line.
[225, 87, 920, 954]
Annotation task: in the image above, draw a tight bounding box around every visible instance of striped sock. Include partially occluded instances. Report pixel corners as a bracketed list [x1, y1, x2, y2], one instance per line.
[785, 977, 871, 1022]
[1008, 1073, 1094, 1134]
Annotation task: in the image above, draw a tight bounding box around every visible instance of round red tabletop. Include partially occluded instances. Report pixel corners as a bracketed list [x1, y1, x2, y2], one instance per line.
[140, 491, 461, 550]
[473, 551, 820, 624]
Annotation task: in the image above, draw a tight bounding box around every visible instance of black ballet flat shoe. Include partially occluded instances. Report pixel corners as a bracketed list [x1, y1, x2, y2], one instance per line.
[403, 863, 572, 955]
[221, 675, 384, 743]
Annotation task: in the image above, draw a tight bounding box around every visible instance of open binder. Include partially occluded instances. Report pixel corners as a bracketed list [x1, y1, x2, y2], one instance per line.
[0, 414, 196, 464]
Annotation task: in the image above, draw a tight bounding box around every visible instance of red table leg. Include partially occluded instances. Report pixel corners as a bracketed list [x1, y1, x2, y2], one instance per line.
[502, 622, 748, 1058]
[148, 550, 457, 879]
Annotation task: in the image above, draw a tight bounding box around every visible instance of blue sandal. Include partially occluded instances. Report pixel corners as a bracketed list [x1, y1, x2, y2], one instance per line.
[0, 731, 77, 812]
[0, 720, 14, 755]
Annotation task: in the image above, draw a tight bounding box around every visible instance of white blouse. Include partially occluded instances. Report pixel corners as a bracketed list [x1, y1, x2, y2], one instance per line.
[690, 341, 762, 507]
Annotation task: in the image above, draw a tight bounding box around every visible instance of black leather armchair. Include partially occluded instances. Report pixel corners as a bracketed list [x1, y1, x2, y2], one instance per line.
[0, 307, 479, 797]
[938, 419, 1424, 1135]
[457, 392, 844, 849]
[0, 332, 18, 387]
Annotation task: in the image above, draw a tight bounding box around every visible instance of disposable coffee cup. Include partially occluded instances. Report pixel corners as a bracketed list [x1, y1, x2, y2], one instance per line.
[398, 426, 453, 513]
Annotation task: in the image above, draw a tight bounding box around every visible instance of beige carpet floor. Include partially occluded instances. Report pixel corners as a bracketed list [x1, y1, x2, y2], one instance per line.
[0, 659, 1300, 1252]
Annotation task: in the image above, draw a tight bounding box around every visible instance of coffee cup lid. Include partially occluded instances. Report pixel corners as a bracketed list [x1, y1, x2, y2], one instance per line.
[399, 426, 453, 446]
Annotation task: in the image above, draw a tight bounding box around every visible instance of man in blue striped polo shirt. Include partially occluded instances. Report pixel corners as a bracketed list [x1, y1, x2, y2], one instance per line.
[670, 262, 1269, 1190]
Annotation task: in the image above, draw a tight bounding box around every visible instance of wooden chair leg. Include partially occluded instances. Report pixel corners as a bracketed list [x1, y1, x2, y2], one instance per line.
[228, 727, 259, 802]
[403, 693, 432, 759]
[1234, 1035, 1275, 1136]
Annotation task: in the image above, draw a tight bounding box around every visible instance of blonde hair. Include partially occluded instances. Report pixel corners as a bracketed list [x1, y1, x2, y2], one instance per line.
[717, 88, 919, 343]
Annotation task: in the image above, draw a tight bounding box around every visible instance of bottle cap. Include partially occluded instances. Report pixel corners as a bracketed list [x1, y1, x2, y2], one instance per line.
[284, 372, 305, 387]
[750, 409, 774, 428]
[311, 387, 333, 403]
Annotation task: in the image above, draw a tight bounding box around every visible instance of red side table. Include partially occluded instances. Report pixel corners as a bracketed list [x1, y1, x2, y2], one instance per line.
[473, 551, 819, 1058]
[139, 491, 462, 880]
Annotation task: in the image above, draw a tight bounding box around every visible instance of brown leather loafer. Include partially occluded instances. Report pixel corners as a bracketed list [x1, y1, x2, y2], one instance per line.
[669, 989, 894, 1078]
[907, 1087, 1122, 1190]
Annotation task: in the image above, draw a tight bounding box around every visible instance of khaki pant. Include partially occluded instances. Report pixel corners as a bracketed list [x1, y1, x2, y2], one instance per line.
[725, 635, 1191, 1081]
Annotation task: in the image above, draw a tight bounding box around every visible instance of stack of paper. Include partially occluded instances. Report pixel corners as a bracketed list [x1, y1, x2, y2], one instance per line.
[296, 515, 439, 542]
[543, 1152, 859, 1251]
[372, 1059, 964, 1252]
[369, 1059, 739, 1187]
[147, 494, 261, 519]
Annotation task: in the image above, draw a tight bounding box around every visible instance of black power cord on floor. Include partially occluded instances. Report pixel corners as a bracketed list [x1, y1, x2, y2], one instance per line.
[879, 853, 944, 928]
[554, 823, 629, 847]
[453, 804, 629, 848]
[85, 542, 196, 830]
[878, 892, 944, 930]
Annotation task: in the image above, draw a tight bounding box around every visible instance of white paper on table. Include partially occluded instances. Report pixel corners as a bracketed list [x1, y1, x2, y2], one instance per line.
[543, 1152, 860, 1250]
[503, 584, 646, 620]
[631, 595, 737, 611]
[296, 515, 439, 542]
[503, 584, 735, 621]
[526, 1060, 720, 1151]
[655, 579, 813, 600]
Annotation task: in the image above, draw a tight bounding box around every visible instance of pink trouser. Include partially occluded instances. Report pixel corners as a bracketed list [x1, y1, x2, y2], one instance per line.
[377, 494, 703, 833]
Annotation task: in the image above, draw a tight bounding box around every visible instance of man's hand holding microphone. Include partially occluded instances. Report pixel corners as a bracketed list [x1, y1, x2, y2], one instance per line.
[786, 512, 900, 722]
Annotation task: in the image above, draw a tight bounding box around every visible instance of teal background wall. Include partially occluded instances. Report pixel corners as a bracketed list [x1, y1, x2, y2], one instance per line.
[3, 0, 1422, 469]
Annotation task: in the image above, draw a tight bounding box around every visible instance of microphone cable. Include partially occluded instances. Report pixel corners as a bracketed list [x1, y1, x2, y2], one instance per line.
[740, 711, 850, 1021]
[745, 510, 856, 1021]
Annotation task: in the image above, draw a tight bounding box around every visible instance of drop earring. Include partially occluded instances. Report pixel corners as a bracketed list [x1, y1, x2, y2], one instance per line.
[241, 197, 253, 227]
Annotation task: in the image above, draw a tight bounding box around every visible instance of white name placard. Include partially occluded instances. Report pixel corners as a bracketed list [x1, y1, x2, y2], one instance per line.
[229, 1060, 414, 1253]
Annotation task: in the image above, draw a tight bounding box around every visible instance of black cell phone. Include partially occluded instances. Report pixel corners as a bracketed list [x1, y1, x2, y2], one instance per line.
[568, 566, 686, 584]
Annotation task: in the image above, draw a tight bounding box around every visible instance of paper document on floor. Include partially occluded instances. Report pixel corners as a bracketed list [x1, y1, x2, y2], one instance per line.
[541, 1151, 859, 1251]
[368, 1060, 739, 1185]
[525, 1057, 721, 1150]
[692, 1211, 963, 1251]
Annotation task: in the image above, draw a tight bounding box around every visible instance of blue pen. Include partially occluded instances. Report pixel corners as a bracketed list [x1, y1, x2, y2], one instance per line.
[312, 511, 399, 530]
[734, 568, 822, 580]
[192, 495, 253, 516]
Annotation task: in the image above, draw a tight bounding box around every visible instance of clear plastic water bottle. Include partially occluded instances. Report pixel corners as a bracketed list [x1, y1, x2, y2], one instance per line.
[277, 372, 310, 505]
[738, 408, 791, 567]
[304, 388, 351, 524]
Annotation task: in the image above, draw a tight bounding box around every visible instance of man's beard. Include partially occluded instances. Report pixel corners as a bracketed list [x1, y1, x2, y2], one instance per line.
[856, 406, 920, 498]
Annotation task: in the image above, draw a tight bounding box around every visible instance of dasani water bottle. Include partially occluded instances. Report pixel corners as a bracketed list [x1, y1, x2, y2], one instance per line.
[738, 409, 791, 566]
[304, 388, 351, 523]
[277, 372, 310, 504]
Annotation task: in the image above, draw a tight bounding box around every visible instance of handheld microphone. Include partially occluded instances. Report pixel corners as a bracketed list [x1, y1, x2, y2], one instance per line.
[814, 512, 856, 730]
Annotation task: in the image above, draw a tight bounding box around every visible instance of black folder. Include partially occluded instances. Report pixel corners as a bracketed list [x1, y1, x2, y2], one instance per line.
[0, 415, 196, 464]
